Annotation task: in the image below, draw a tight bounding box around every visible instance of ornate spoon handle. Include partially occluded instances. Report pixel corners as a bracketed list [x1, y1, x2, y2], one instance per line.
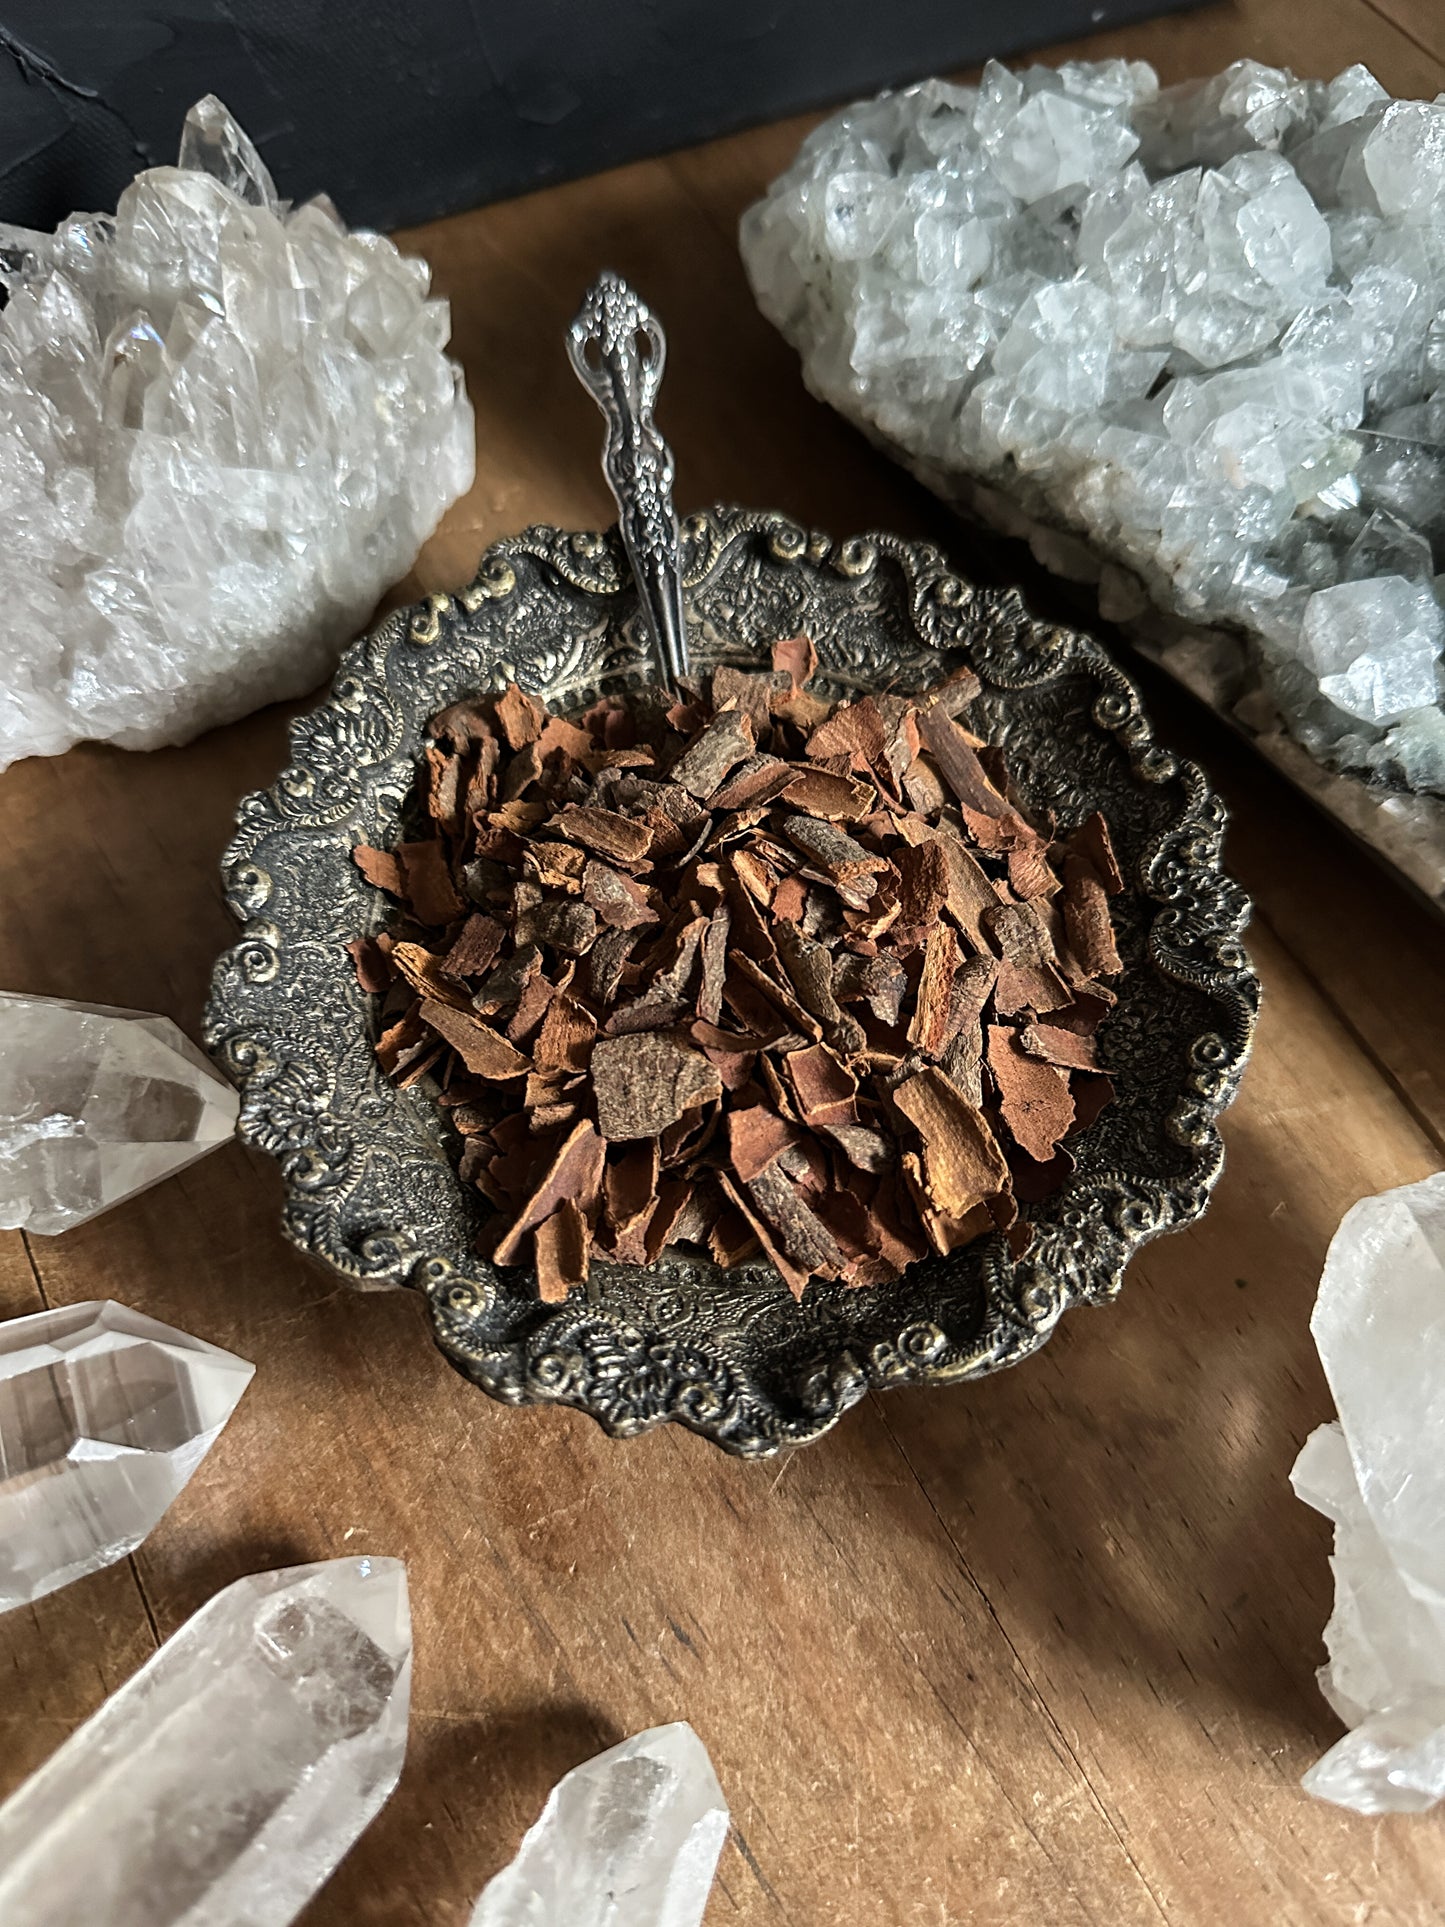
[567, 271, 690, 686]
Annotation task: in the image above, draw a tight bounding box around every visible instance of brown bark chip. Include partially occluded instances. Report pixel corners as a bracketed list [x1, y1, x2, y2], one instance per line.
[354, 636, 1125, 1297]
[443, 913, 506, 979]
[492, 1120, 607, 1265]
[419, 1001, 531, 1080]
[495, 681, 546, 750]
[590, 1033, 723, 1141]
[534, 1200, 589, 1302]
[346, 937, 391, 994]
[1063, 856, 1124, 979]
[773, 632, 819, 691]
[555, 806, 655, 865]
[892, 1068, 1010, 1220]
[352, 844, 407, 897]
[397, 840, 464, 925]
[668, 708, 755, 799]
[987, 1026, 1076, 1164]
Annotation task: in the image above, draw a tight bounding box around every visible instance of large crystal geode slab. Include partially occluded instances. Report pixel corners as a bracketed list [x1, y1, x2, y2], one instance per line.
[0, 95, 474, 771]
[741, 59, 1445, 844]
[0, 1299, 254, 1612]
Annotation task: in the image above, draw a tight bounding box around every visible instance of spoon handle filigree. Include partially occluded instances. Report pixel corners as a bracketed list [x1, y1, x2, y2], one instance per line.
[567, 271, 690, 686]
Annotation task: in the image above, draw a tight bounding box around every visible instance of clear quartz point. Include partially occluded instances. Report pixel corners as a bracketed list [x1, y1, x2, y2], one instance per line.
[0, 1558, 411, 1927]
[1292, 1172, 1445, 1812]
[0, 1299, 254, 1612]
[0, 992, 240, 1235]
[177, 94, 279, 208]
[471, 1722, 729, 1927]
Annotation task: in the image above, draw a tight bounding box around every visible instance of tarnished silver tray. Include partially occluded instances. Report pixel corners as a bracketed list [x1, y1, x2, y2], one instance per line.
[204, 505, 1258, 1456]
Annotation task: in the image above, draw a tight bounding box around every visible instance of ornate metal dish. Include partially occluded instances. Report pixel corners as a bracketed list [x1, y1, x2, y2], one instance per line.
[205, 505, 1259, 1457]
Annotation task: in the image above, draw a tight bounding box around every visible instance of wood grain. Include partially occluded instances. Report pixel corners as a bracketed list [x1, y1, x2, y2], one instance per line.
[3, 2, 1444, 1920]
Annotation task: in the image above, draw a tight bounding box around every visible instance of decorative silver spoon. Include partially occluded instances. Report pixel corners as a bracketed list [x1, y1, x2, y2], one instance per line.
[567, 271, 691, 686]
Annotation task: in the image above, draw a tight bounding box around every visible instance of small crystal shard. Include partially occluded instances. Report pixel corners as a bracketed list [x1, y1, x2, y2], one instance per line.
[740, 59, 1445, 799]
[0, 1557, 410, 1925]
[0, 95, 474, 771]
[1291, 1172, 1445, 1813]
[0, 1300, 253, 1611]
[0, 992, 239, 1234]
[470, 1723, 729, 1927]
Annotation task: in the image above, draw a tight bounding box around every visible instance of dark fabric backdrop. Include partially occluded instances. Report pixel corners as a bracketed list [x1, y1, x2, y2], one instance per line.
[0, 1, 1202, 233]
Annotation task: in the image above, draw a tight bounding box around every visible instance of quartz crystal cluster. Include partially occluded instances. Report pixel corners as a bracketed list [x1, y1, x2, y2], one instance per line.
[1291, 1171, 1445, 1813]
[742, 59, 1445, 798]
[0, 1557, 411, 1926]
[0, 1300, 253, 1612]
[470, 1723, 729, 1927]
[0, 95, 474, 771]
[0, 992, 239, 1234]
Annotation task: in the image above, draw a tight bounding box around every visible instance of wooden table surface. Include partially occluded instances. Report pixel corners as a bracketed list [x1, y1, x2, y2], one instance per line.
[5, 1, 1445, 1920]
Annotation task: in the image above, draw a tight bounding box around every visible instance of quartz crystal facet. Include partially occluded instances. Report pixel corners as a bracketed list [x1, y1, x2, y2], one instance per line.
[742, 58, 1445, 798]
[0, 95, 474, 772]
[0, 1299, 253, 1612]
[470, 1723, 729, 1927]
[0, 992, 239, 1235]
[0, 1558, 411, 1926]
[1291, 1171, 1445, 1812]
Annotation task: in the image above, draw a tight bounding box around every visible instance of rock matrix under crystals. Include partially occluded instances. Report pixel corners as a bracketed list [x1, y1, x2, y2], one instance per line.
[1292, 1171, 1445, 1814]
[0, 96, 474, 772]
[742, 58, 1445, 798]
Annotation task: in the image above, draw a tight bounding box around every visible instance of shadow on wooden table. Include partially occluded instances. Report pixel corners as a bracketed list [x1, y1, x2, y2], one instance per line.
[867, 1086, 1354, 1770]
[303, 1696, 620, 1925]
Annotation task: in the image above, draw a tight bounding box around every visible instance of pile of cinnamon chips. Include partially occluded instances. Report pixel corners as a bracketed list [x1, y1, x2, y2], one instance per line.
[349, 637, 1123, 1302]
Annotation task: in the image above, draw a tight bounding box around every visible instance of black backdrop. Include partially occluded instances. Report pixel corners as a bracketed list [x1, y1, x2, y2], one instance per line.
[0, 0, 1201, 233]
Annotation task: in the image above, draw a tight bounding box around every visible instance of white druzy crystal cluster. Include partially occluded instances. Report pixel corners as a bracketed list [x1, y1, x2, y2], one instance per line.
[0, 97, 475, 772]
[742, 59, 1445, 797]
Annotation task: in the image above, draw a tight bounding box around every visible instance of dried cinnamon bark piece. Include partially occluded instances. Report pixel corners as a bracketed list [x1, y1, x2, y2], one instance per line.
[892, 1068, 1010, 1223]
[773, 632, 818, 691]
[443, 913, 506, 979]
[590, 1033, 722, 1141]
[555, 806, 654, 866]
[1062, 856, 1123, 979]
[1019, 1021, 1099, 1072]
[419, 1000, 531, 1080]
[984, 902, 1073, 1017]
[534, 1200, 589, 1302]
[805, 696, 888, 766]
[390, 942, 473, 1009]
[352, 844, 406, 897]
[1068, 811, 1124, 894]
[986, 1026, 1076, 1164]
[668, 709, 755, 799]
[895, 841, 949, 928]
[491, 1120, 606, 1265]
[581, 860, 657, 931]
[346, 937, 391, 994]
[909, 923, 960, 1057]
[781, 815, 885, 885]
[781, 769, 875, 822]
[495, 682, 546, 750]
